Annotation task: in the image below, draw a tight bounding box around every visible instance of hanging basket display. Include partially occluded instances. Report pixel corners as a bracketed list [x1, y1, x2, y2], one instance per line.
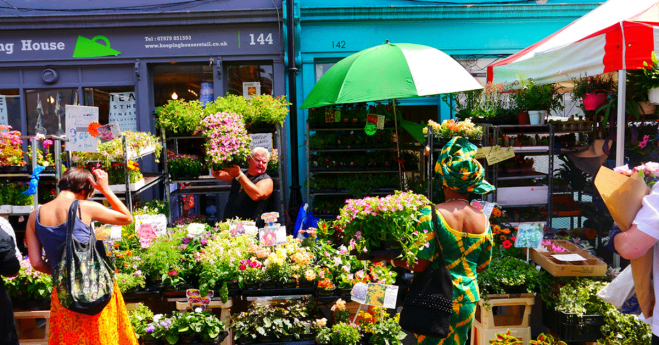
[582, 92, 608, 111]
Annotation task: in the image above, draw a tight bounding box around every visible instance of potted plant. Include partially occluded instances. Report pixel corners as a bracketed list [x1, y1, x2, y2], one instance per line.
[511, 77, 564, 125]
[266, 148, 278, 175]
[26, 137, 57, 172]
[489, 329, 524, 344]
[0, 125, 26, 171]
[637, 51, 659, 104]
[337, 191, 432, 266]
[201, 111, 252, 170]
[168, 154, 205, 180]
[330, 322, 362, 345]
[313, 319, 332, 345]
[570, 73, 616, 111]
[3, 256, 52, 309]
[116, 272, 146, 294]
[477, 255, 551, 300]
[367, 312, 407, 345]
[128, 303, 155, 343]
[155, 99, 205, 135]
[317, 277, 336, 296]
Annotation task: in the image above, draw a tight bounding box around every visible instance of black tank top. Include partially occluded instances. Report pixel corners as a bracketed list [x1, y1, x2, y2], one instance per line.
[223, 169, 271, 226]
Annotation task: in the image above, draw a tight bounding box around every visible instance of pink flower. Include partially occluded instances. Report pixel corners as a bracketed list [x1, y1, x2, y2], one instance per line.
[613, 164, 633, 176]
[239, 265, 247, 271]
[134, 270, 142, 276]
[168, 270, 178, 276]
[362, 247, 368, 253]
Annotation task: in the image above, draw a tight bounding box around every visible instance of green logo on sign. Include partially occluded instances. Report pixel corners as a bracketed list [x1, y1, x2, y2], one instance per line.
[73, 35, 121, 58]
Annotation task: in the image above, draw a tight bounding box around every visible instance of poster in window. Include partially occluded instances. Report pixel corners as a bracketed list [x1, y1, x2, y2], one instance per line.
[109, 92, 137, 132]
[0, 95, 7, 126]
[243, 82, 261, 100]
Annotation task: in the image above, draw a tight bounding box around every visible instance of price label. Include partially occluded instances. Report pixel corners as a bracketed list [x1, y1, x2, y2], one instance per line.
[475, 146, 493, 160]
[486, 146, 515, 165]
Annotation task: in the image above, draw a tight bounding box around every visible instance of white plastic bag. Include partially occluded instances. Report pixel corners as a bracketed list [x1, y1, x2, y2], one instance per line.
[597, 265, 635, 309]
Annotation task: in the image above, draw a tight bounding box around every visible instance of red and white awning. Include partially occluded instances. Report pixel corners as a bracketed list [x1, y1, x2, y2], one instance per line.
[488, 0, 659, 86]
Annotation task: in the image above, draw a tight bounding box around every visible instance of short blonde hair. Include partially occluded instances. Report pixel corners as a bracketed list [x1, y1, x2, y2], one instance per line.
[251, 147, 270, 161]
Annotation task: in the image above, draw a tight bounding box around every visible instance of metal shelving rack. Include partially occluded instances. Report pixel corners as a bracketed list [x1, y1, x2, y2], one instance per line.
[162, 126, 285, 225]
[484, 124, 555, 229]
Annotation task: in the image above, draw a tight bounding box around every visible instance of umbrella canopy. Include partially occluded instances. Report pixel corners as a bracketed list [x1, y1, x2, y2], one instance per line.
[488, 0, 659, 85]
[300, 42, 483, 109]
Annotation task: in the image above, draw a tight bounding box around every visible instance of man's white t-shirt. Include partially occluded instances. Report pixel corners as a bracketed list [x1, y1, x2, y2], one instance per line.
[632, 183, 659, 335]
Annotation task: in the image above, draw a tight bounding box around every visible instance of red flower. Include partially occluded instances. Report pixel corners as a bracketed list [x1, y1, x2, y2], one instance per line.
[87, 122, 101, 137]
[168, 270, 178, 276]
[502, 240, 513, 249]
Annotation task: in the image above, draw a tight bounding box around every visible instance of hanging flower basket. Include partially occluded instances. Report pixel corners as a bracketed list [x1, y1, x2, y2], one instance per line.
[582, 92, 608, 111]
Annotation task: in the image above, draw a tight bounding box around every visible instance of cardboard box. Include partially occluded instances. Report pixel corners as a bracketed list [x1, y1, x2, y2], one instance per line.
[497, 185, 548, 206]
[530, 240, 606, 277]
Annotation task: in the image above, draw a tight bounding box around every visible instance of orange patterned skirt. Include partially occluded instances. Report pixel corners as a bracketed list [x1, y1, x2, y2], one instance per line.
[48, 280, 139, 345]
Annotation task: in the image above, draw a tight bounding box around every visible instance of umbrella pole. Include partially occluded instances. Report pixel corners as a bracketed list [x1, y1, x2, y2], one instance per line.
[393, 99, 403, 190]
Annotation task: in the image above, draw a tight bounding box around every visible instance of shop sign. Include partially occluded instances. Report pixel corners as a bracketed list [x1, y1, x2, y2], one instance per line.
[249, 133, 273, 153]
[0, 25, 280, 62]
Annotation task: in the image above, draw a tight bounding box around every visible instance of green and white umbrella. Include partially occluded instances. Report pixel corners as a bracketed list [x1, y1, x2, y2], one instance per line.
[300, 42, 483, 109]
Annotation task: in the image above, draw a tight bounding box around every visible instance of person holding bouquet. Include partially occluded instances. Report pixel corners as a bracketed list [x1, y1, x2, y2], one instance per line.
[212, 147, 274, 226]
[390, 137, 495, 345]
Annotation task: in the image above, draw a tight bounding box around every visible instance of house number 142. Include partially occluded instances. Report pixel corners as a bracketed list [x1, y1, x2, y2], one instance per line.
[332, 41, 346, 48]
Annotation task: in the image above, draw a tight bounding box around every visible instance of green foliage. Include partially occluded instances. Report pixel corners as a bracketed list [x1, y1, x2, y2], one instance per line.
[2, 257, 52, 300]
[173, 311, 226, 342]
[203, 93, 290, 126]
[478, 255, 551, 303]
[330, 322, 361, 345]
[529, 333, 567, 345]
[636, 51, 659, 90]
[369, 315, 407, 345]
[168, 154, 206, 179]
[142, 231, 186, 286]
[570, 73, 616, 102]
[553, 155, 588, 191]
[116, 272, 146, 293]
[511, 76, 564, 112]
[553, 278, 608, 315]
[0, 182, 34, 206]
[489, 329, 524, 344]
[156, 99, 205, 134]
[230, 300, 310, 341]
[128, 303, 154, 340]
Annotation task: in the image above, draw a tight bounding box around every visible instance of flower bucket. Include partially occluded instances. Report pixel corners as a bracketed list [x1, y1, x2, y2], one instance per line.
[638, 101, 657, 115]
[649, 87, 659, 105]
[528, 110, 546, 125]
[583, 92, 608, 110]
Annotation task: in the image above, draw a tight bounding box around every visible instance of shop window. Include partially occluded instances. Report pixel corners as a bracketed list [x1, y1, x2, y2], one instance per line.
[315, 63, 335, 83]
[25, 89, 77, 136]
[0, 90, 21, 131]
[152, 63, 213, 108]
[84, 87, 136, 132]
[227, 64, 273, 97]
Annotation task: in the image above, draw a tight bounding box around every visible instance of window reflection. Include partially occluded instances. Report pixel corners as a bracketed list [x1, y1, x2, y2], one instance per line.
[0, 90, 21, 131]
[227, 64, 273, 96]
[84, 87, 136, 132]
[25, 89, 76, 136]
[152, 63, 213, 108]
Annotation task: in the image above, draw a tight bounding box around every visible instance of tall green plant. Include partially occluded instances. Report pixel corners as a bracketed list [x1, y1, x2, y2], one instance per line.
[637, 51, 659, 90]
[511, 76, 564, 112]
[155, 99, 204, 134]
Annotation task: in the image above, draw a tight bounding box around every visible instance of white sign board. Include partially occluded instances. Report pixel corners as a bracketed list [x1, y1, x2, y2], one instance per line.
[0, 95, 7, 126]
[243, 82, 261, 100]
[65, 105, 98, 152]
[109, 92, 137, 132]
[134, 214, 168, 237]
[249, 133, 273, 153]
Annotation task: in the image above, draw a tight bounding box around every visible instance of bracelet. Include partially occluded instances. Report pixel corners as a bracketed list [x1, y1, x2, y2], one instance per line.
[235, 172, 244, 182]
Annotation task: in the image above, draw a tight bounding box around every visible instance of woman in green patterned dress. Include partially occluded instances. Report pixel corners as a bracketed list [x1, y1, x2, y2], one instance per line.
[391, 137, 495, 345]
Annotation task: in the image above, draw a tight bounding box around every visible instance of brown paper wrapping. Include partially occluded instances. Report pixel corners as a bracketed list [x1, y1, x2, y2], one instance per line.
[595, 166, 654, 318]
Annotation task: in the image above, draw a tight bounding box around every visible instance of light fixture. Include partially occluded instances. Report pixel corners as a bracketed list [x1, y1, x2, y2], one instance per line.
[171, 91, 178, 100]
[49, 96, 55, 104]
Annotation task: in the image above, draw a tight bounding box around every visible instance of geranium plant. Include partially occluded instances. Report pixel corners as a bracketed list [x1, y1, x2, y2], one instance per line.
[0, 125, 26, 167]
[201, 111, 252, 170]
[337, 191, 431, 265]
[27, 136, 55, 166]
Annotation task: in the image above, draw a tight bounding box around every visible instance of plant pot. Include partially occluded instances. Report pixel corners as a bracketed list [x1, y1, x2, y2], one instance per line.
[301, 333, 315, 341]
[244, 282, 260, 290]
[227, 281, 240, 289]
[517, 112, 530, 125]
[340, 287, 353, 296]
[649, 87, 659, 105]
[318, 288, 336, 296]
[179, 334, 198, 344]
[240, 336, 258, 344]
[281, 281, 296, 288]
[257, 334, 275, 343]
[261, 281, 278, 289]
[528, 110, 546, 125]
[638, 101, 657, 115]
[279, 334, 296, 341]
[583, 92, 608, 110]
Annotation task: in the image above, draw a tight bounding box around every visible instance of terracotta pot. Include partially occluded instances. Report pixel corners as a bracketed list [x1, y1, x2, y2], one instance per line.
[517, 112, 530, 125]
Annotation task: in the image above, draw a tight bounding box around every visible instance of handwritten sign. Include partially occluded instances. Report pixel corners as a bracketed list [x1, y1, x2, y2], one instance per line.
[134, 214, 168, 237]
[65, 105, 98, 152]
[486, 146, 515, 165]
[259, 225, 287, 246]
[249, 133, 273, 153]
[109, 92, 137, 132]
[0, 95, 7, 126]
[475, 146, 493, 160]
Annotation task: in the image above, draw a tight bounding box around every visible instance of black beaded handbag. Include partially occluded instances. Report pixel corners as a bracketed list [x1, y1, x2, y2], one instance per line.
[399, 207, 453, 338]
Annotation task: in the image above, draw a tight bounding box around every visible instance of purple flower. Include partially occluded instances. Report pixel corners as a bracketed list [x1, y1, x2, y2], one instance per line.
[146, 325, 155, 333]
[200, 239, 207, 245]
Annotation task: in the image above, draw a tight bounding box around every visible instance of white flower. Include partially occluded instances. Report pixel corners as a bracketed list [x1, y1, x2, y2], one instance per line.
[153, 314, 163, 322]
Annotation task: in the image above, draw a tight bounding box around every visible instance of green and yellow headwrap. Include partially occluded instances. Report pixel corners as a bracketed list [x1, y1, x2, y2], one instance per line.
[434, 136, 495, 195]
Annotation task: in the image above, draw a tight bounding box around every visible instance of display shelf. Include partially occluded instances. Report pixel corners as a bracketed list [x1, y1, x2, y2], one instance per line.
[310, 169, 400, 174]
[310, 147, 398, 152]
[245, 294, 312, 301]
[163, 126, 286, 225]
[497, 171, 548, 180]
[309, 125, 396, 131]
[236, 340, 315, 345]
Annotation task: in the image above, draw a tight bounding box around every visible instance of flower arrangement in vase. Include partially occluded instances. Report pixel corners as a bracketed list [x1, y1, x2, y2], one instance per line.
[0, 125, 26, 168]
[201, 111, 252, 170]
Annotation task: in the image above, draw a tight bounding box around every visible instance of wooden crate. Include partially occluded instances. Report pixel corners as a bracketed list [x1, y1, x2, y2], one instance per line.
[14, 310, 50, 345]
[470, 323, 531, 345]
[530, 240, 607, 277]
[474, 293, 534, 329]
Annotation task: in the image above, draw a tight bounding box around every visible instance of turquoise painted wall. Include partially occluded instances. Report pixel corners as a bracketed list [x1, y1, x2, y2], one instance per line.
[286, 0, 601, 200]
